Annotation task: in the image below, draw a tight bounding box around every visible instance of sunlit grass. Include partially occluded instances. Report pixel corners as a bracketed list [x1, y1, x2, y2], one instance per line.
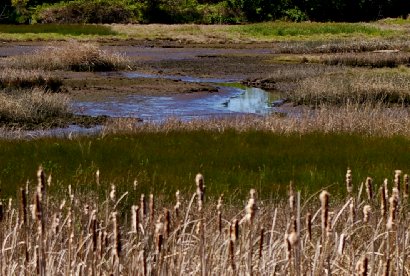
[0, 131, 408, 200]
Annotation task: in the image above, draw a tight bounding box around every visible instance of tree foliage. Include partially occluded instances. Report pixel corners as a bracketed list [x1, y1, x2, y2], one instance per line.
[0, 0, 409, 24]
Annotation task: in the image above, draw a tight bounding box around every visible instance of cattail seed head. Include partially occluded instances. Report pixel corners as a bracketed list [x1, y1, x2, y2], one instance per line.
[37, 166, 46, 197]
[288, 231, 299, 246]
[306, 212, 312, 241]
[363, 205, 371, 223]
[383, 179, 389, 199]
[111, 212, 121, 257]
[320, 190, 330, 239]
[387, 193, 399, 230]
[164, 208, 171, 238]
[155, 219, 164, 254]
[337, 234, 345, 255]
[284, 233, 291, 260]
[51, 213, 60, 235]
[356, 257, 368, 276]
[380, 186, 387, 219]
[196, 173, 205, 202]
[288, 181, 295, 215]
[47, 174, 52, 187]
[95, 170, 100, 186]
[230, 219, 239, 241]
[174, 190, 181, 219]
[0, 202, 3, 222]
[404, 174, 409, 199]
[131, 205, 139, 233]
[20, 188, 27, 226]
[140, 194, 146, 219]
[365, 177, 373, 200]
[109, 184, 116, 202]
[68, 185, 74, 202]
[346, 168, 353, 193]
[245, 197, 256, 224]
[394, 170, 402, 191]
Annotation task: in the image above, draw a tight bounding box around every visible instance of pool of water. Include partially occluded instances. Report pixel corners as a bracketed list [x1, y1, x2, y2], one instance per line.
[73, 72, 283, 121]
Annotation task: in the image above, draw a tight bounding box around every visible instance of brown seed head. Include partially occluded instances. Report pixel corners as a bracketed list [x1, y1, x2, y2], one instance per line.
[346, 168, 353, 193]
[365, 177, 373, 200]
[363, 205, 371, 223]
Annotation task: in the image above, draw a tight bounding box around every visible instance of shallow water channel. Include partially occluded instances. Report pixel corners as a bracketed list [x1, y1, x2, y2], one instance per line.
[73, 72, 283, 122]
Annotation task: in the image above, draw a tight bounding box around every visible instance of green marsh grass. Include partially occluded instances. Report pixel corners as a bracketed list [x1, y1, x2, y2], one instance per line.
[0, 131, 408, 200]
[0, 24, 117, 36]
[0, 22, 402, 42]
[231, 22, 395, 39]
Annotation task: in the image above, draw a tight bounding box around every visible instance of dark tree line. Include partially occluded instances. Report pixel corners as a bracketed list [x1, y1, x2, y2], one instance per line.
[0, 0, 409, 24]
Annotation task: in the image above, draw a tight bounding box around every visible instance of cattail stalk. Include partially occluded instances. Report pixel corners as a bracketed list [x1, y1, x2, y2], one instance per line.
[217, 194, 223, 234]
[245, 189, 257, 276]
[229, 219, 238, 272]
[349, 197, 355, 225]
[20, 188, 29, 265]
[195, 174, 206, 276]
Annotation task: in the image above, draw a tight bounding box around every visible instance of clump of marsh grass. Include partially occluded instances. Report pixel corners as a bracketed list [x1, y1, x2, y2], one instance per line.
[290, 69, 410, 106]
[103, 102, 410, 137]
[9, 41, 130, 72]
[0, 167, 409, 275]
[320, 52, 410, 68]
[277, 38, 410, 54]
[0, 69, 62, 92]
[0, 88, 70, 126]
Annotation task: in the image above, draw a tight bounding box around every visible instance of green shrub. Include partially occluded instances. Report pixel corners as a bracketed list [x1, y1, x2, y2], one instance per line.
[33, 0, 143, 24]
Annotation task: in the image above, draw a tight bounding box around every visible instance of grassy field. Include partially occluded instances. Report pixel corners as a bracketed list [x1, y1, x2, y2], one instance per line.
[0, 21, 405, 42]
[0, 131, 408, 201]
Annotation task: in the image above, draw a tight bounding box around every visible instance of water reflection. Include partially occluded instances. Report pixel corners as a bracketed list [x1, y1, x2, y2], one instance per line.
[73, 85, 282, 121]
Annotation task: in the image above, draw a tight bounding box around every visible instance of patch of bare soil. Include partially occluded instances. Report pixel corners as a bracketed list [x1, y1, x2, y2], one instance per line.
[58, 71, 219, 102]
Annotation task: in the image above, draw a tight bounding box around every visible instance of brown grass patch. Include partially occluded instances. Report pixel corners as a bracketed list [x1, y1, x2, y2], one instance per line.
[103, 103, 410, 137]
[289, 69, 410, 105]
[277, 38, 410, 54]
[9, 41, 130, 71]
[0, 68, 62, 92]
[320, 52, 410, 68]
[0, 88, 70, 125]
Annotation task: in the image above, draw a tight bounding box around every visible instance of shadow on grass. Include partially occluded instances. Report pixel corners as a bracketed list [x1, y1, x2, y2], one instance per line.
[0, 24, 117, 36]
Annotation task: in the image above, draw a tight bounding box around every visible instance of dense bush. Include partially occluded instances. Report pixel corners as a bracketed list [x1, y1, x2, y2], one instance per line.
[33, 0, 143, 24]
